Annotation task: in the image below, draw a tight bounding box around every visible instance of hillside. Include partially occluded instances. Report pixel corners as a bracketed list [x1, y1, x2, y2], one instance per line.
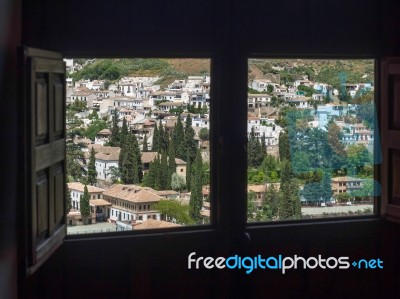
[70, 58, 210, 87]
[248, 59, 374, 89]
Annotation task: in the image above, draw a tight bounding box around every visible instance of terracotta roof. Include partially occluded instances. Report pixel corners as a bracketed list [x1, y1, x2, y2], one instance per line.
[90, 199, 112, 206]
[68, 182, 105, 193]
[133, 219, 181, 230]
[92, 146, 121, 161]
[141, 151, 186, 165]
[141, 152, 158, 163]
[248, 184, 267, 193]
[97, 129, 112, 135]
[103, 184, 162, 203]
[155, 190, 179, 196]
[73, 91, 94, 96]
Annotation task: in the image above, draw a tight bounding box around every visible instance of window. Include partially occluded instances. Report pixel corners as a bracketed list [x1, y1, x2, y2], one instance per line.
[65, 58, 211, 234]
[247, 58, 379, 223]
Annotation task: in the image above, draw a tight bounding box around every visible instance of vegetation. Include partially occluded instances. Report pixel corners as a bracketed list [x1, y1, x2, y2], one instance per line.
[80, 185, 91, 224]
[153, 200, 194, 225]
[87, 147, 97, 186]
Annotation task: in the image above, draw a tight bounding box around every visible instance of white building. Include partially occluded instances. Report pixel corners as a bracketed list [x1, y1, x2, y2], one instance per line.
[103, 185, 162, 223]
[67, 182, 105, 211]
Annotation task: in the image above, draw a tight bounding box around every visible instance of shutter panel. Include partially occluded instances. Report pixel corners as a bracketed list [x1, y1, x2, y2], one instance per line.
[20, 47, 66, 275]
[381, 58, 400, 222]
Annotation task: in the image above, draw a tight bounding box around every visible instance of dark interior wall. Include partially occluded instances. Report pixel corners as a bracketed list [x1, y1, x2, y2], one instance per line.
[0, 0, 20, 298]
[10, 0, 400, 298]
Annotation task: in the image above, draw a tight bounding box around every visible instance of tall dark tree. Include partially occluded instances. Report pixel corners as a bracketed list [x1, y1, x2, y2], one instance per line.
[184, 115, 197, 164]
[154, 154, 162, 190]
[158, 121, 165, 152]
[87, 147, 97, 186]
[279, 131, 291, 161]
[189, 150, 203, 223]
[142, 134, 149, 152]
[160, 150, 169, 189]
[264, 183, 279, 218]
[261, 132, 267, 153]
[152, 122, 160, 152]
[109, 109, 120, 146]
[248, 127, 264, 167]
[173, 115, 185, 159]
[80, 185, 91, 225]
[186, 153, 192, 191]
[120, 117, 129, 149]
[119, 133, 142, 184]
[279, 161, 301, 220]
[66, 185, 72, 212]
[168, 136, 177, 187]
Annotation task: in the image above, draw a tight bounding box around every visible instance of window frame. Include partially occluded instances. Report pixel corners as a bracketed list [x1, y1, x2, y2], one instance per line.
[244, 55, 382, 228]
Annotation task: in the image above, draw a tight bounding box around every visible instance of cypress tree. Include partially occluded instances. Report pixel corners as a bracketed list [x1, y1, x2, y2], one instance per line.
[186, 152, 192, 191]
[87, 147, 97, 186]
[261, 132, 267, 153]
[152, 122, 160, 152]
[120, 133, 142, 184]
[142, 134, 148, 152]
[264, 183, 279, 218]
[168, 136, 177, 188]
[279, 131, 291, 162]
[66, 185, 72, 212]
[154, 154, 162, 190]
[184, 115, 197, 164]
[109, 109, 120, 146]
[144, 161, 156, 188]
[173, 115, 185, 159]
[80, 185, 91, 224]
[160, 150, 169, 189]
[158, 121, 165, 152]
[120, 117, 129, 148]
[279, 161, 301, 220]
[189, 150, 203, 223]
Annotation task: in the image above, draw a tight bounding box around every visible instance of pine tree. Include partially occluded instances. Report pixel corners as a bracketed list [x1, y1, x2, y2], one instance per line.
[158, 121, 165, 152]
[173, 115, 185, 159]
[189, 150, 203, 223]
[80, 185, 91, 224]
[142, 134, 148, 152]
[109, 109, 120, 146]
[279, 161, 301, 220]
[87, 147, 97, 186]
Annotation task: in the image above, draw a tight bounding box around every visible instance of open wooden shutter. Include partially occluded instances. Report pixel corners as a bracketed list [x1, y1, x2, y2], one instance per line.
[20, 47, 66, 275]
[381, 58, 400, 222]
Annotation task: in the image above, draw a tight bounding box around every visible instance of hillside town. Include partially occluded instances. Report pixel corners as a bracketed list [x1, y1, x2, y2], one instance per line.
[66, 58, 376, 234]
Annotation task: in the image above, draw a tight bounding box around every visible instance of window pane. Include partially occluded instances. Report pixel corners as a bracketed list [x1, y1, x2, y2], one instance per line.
[65, 58, 211, 234]
[247, 59, 380, 223]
